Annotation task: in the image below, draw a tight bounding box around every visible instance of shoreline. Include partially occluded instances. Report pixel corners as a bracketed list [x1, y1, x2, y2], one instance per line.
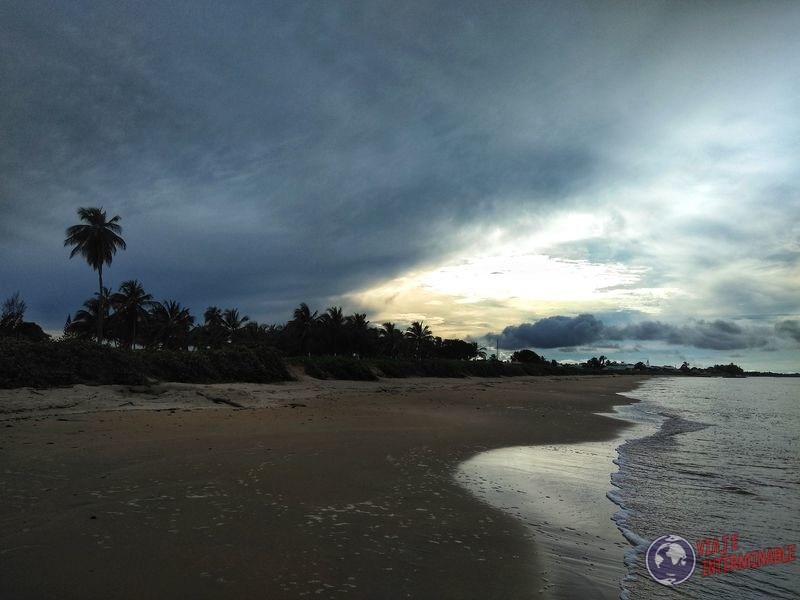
[0, 375, 646, 599]
[456, 403, 657, 599]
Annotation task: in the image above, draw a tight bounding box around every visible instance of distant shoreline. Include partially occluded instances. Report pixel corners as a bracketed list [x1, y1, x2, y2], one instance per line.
[3, 336, 792, 391]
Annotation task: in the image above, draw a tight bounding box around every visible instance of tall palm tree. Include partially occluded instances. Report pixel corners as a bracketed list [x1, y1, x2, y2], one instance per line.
[110, 279, 154, 349]
[405, 321, 433, 359]
[64, 207, 126, 343]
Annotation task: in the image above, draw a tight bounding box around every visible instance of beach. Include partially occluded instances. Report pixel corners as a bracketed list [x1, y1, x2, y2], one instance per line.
[0, 375, 645, 599]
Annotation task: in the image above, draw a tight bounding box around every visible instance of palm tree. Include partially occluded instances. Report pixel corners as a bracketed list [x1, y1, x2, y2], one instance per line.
[64, 207, 126, 343]
[405, 321, 433, 359]
[65, 289, 112, 340]
[110, 279, 154, 349]
[319, 306, 346, 355]
[345, 312, 370, 356]
[204, 306, 223, 326]
[150, 300, 195, 350]
[289, 303, 319, 355]
[379, 322, 404, 358]
[222, 308, 250, 344]
[471, 342, 487, 360]
[202, 306, 226, 348]
[222, 308, 249, 332]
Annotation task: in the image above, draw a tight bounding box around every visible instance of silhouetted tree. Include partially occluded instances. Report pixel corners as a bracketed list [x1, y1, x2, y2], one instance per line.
[472, 343, 487, 360]
[0, 292, 27, 331]
[379, 322, 404, 357]
[405, 321, 433, 359]
[585, 356, 605, 369]
[0, 292, 48, 341]
[64, 207, 126, 343]
[200, 306, 227, 348]
[0, 292, 26, 332]
[110, 280, 155, 349]
[711, 363, 744, 376]
[150, 300, 195, 350]
[511, 349, 546, 364]
[66, 290, 111, 340]
[345, 312, 372, 356]
[289, 303, 319, 355]
[319, 306, 346, 355]
[436, 338, 482, 360]
[222, 308, 249, 336]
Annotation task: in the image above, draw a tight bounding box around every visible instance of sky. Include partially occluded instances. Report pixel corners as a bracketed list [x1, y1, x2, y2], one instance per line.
[2, 1, 799, 371]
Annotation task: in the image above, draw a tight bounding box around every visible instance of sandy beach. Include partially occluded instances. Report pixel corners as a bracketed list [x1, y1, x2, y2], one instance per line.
[0, 375, 646, 599]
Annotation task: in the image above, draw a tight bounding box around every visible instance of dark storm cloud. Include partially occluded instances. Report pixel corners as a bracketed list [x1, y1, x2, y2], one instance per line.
[496, 315, 772, 351]
[498, 314, 604, 349]
[2, 0, 800, 335]
[604, 319, 770, 351]
[1, 0, 616, 326]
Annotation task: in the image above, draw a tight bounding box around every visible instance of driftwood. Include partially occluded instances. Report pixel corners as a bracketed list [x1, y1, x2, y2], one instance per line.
[196, 392, 244, 408]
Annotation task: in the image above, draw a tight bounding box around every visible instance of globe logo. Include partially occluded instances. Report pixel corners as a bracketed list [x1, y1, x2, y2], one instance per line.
[645, 534, 696, 586]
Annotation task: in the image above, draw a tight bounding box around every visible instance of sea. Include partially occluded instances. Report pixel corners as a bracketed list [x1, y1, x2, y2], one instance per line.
[456, 377, 800, 599]
[613, 377, 800, 599]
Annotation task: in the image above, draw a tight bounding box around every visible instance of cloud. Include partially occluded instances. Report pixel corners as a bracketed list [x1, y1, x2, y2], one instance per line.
[498, 314, 604, 349]
[497, 314, 772, 351]
[605, 319, 770, 351]
[1, 0, 799, 342]
[776, 320, 800, 343]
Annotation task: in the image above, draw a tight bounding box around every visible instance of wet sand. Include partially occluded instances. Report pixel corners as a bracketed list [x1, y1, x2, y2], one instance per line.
[0, 375, 646, 599]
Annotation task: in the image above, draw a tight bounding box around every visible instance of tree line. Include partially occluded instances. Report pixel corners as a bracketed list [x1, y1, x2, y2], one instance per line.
[60, 288, 487, 361]
[0, 207, 486, 361]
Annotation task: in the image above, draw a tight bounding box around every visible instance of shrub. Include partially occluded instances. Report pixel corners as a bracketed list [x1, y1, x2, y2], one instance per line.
[0, 338, 291, 388]
[302, 356, 377, 381]
[0, 338, 146, 388]
[371, 360, 418, 378]
[142, 350, 219, 383]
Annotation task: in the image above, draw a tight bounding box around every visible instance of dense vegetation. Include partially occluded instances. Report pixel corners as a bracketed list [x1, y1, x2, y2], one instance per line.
[1, 281, 566, 387]
[0, 207, 759, 388]
[0, 337, 289, 388]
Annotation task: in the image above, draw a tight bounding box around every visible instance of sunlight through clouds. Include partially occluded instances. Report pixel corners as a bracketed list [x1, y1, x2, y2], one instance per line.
[348, 241, 684, 338]
[419, 254, 644, 303]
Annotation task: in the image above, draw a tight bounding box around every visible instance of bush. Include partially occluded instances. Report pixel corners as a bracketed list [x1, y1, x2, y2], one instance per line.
[463, 360, 504, 377]
[0, 338, 291, 388]
[0, 338, 146, 388]
[414, 360, 466, 378]
[205, 346, 290, 383]
[371, 359, 419, 378]
[142, 350, 219, 383]
[302, 356, 377, 381]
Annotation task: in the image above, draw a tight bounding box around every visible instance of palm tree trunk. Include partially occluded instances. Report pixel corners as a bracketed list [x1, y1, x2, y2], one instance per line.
[97, 265, 104, 344]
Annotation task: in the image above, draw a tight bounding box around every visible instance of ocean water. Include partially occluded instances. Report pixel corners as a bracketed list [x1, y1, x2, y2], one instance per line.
[614, 377, 800, 599]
